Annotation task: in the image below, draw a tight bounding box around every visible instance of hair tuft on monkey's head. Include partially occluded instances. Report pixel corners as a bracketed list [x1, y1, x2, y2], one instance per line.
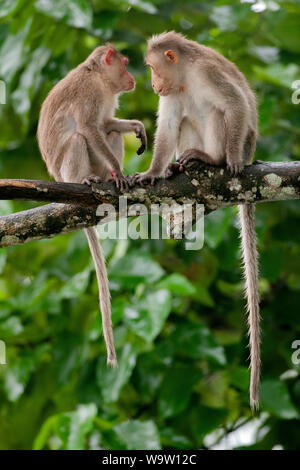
[146, 31, 202, 62]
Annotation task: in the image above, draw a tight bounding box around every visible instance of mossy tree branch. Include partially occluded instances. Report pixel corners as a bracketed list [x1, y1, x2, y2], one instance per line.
[0, 161, 299, 248]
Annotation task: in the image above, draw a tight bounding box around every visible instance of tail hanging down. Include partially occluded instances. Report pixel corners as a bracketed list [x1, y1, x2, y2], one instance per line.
[238, 204, 260, 411]
[84, 226, 117, 366]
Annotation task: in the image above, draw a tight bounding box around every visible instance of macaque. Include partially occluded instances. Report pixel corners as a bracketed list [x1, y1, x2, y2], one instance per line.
[133, 31, 260, 410]
[37, 44, 147, 366]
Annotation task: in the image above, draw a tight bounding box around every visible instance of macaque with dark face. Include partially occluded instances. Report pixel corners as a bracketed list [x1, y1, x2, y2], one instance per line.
[132, 31, 260, 411]
[38, 44, 147, 366]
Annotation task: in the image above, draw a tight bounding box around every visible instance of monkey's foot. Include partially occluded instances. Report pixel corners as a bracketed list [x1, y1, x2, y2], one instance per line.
[109, 170, 129, 192]
[177, 149, 212, 167]
[82, 174, 103, 186]
[165, 162, 184, 178]
[226, 161, 244, 176]
[130, 171, 159, 187]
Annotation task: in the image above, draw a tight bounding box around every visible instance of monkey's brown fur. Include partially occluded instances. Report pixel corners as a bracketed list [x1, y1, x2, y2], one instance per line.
[133, 31, 260, 410]
[38, 45, 146, 366]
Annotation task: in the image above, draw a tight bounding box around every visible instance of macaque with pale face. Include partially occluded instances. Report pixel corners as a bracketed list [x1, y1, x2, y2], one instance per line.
[132, 32, 260, 411]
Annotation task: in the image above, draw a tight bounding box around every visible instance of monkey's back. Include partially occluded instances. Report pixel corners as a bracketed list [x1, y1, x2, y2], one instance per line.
[37, 65, 103, 178]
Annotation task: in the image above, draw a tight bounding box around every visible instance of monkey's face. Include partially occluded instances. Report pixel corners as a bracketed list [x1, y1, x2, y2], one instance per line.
[146, 50, 180, 96]
[104, 48, 135, 93]
[117, 56, 136, 92]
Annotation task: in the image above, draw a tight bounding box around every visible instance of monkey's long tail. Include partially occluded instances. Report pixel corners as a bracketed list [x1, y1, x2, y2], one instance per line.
[238, 204, 260, 412]
[84, 226, 117, 366]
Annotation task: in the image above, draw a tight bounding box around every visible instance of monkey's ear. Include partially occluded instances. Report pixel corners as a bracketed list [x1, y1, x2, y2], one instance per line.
[105, 48, 114, 65]
[164, 49, 178, 64]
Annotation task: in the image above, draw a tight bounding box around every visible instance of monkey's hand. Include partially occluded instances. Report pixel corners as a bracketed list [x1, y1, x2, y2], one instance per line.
[165, 162, 184, 178]
[109, 170, 129, 192]
[130, 170, 159, 187]
[226, 160, 244, 176]
[133, 121, 147, 155]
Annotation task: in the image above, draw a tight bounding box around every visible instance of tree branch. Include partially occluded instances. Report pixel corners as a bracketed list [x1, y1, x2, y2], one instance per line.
[0, 161, 299, 247]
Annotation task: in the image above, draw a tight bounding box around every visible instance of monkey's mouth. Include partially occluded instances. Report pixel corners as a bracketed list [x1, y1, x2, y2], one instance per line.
[124, 71, 135, 91]
[157, 88, 171, 96]
[125, 79, 135, 91]
[155, 84, 173, 96]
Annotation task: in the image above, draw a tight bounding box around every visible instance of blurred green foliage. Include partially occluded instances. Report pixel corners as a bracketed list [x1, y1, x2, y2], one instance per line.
[0, 0, 300, 450]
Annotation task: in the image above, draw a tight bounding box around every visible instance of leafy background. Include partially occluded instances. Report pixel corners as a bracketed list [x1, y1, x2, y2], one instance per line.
[0, 0, 300, 450]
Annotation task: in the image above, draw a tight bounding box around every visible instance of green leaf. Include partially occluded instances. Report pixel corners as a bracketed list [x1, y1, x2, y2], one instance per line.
[261, 379, 299, 419]
[97, 343, 137, 403]
[229, 367, 250, 392]
[124, 289, 172, 342]
[3, 345, 49, 401]
[253, 64, 298, 89]
[109, 252, 164, 286]
[158, 364, 199, 418]
[59, 267, 91, 299]
[0, 0, 20, 18]
[34, 404, 97, 450]
[35, 0, 93, 29]
[170, 323, 226, 366]
[0, 18, 31, 83]
[127, 0, 157, 15]
[0, 200, 13, 216]
[61, 404, 97, 450]
[0, 316, 23, 336]
[53, 333, 88, 385]
[190, 406, 227, 442]
[210, 5, 251, 33]
[191, 284, 215, 307]
[11, 47, 51, 128]
[160, 427, 193, 450]
[114, 420, 161, 450]
[0, 249, 7, 274]
[205, 208, 235, 249]
[157, 273, 196, 296]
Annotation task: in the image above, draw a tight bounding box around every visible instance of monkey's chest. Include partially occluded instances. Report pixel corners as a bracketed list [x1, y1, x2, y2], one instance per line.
[183, 97, 213, 131]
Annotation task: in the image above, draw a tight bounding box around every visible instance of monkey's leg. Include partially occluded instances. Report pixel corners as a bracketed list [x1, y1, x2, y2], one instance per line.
[60, 132, 98, 184]
[243, 128, 257, 165]
[224, 110, 248, 176]
[60, 132, 117, 366]
[176, 149, 215, 168]
[107, 131, 124, 166]
[176, 111, 225, 168]
[204, 108, 226, 164]
[176, 117, 204, 157]
[166, 118, 205, 177]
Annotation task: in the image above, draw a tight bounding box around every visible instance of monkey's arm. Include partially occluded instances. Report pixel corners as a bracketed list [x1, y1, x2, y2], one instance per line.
[131, 100, 181, 185]
[208, 69, 249, 175]
[105, 118, 147, 155]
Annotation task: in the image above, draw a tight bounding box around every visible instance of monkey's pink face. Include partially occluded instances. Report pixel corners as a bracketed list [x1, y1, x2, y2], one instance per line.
[120, 56, 135, 92]
[105, 49, 135, 93]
